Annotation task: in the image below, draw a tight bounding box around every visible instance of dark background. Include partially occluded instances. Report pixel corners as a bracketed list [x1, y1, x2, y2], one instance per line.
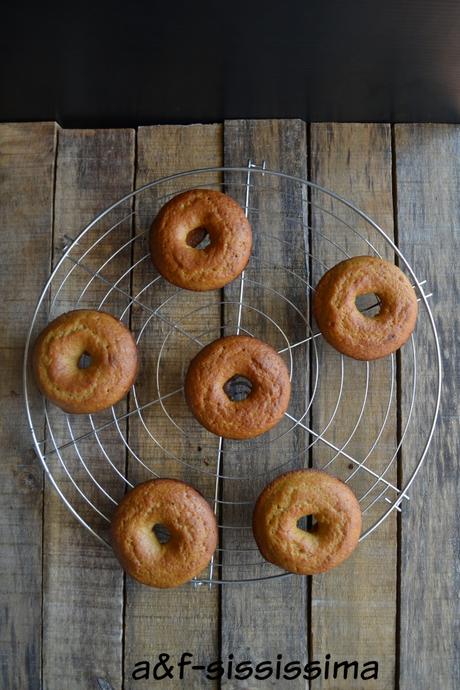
[1, 0, 460, 126]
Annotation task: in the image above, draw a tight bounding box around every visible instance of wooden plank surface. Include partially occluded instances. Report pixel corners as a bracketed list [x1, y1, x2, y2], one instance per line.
[124, 124, 223, 690]
[220, 119, 309, 688]
[0, 122, 57, 690]
[395, 124, 460, 690]
[309, 123, 397, 688]
[42, 128, 135, 690]
[1, 120, 457, 690]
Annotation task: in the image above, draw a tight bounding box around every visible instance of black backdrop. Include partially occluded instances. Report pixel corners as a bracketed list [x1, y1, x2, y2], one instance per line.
[1, 0, 460, 126]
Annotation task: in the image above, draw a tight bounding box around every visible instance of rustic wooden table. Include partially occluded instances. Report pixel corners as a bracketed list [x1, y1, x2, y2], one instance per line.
[0, 121, 458, 690]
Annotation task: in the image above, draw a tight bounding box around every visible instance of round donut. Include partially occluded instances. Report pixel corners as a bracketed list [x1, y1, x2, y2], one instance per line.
[149, 189, 252, 291]
[110, 479, 218, 588]
[184, 335, 291, 440]
[33, 309, 138, 414]
[253, 469, 362, 575]
[313, 256, 418, 360]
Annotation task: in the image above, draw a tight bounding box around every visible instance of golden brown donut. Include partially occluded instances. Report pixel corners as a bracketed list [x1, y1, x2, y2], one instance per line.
[149, 189, 252, 290]
[253, 469, 362, 575]
[110, 479, 218, 588]
[313, 256, 418, 360]
[33, 309, 138, 414]
[184, 335, 291, 440]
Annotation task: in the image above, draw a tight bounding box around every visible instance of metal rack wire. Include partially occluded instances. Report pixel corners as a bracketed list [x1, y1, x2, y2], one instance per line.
[23, 162, 442, 585]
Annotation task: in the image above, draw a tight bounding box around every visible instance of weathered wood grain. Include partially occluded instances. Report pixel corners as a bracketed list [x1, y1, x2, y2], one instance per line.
[220, 119, 309, 688]
[395, 124, 460, 690]
[310, 123, 397, 689]
[42, 128, 135, 690]
[0, 122, 57, 690]
[3, 120, 458, 690]
[123, 124, 223, 690]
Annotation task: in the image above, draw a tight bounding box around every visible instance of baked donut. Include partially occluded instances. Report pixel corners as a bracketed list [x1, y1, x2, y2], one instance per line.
[110, 479, 218, 588]
[253, 469, 361, 574]
[149, 189, 252, 290]
[33, 309, 138, 414]
[184, 335, 291, 440]
[313, 256, 418, 360]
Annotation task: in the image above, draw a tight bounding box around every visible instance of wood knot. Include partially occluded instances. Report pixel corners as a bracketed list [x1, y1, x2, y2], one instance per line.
[15, 466, 41, 493]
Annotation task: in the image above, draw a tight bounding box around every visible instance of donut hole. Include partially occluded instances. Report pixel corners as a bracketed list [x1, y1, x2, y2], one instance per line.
[152, 523, 171, 544]
[297, 515, 318, 533]
[77, 351, 93, 369]
[223, 374, 253, 401]
[186, 226, 211, 250]
[355, 292, 381, 317]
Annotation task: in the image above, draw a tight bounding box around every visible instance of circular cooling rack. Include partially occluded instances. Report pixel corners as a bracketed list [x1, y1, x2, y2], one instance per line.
[24, 162, 442, 585]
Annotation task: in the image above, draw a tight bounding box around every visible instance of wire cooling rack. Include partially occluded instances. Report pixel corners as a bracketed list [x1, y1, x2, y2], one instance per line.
[23, 162, 442, 585]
